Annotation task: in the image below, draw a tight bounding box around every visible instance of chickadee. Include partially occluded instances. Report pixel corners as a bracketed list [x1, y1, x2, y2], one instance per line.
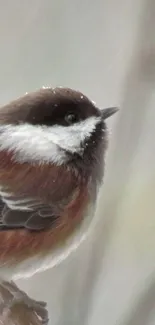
[0, 87, 118, 322]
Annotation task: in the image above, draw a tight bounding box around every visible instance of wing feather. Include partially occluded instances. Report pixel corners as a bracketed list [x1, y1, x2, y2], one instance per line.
[0, 190, 59, 231]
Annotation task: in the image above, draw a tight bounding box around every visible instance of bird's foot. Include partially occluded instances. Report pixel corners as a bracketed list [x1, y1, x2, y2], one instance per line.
[0, 280, 49, 324]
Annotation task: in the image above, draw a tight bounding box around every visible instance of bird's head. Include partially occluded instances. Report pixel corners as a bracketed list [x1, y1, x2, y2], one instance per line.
[0, 87, 118, 180]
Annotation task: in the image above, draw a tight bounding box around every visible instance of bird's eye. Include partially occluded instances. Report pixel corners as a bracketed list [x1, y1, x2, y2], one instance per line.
[65, 112, 78, 125]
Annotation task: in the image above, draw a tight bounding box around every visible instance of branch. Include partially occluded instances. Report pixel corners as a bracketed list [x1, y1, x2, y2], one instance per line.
[0, 281, 44, 325]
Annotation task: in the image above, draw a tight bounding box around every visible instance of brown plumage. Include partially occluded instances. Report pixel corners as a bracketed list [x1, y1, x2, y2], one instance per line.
[0, 87, 118, 323]
[0, 149, 89, 264]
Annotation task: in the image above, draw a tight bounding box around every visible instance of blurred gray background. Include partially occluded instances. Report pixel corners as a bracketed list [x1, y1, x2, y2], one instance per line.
[1, 0, 155, 324]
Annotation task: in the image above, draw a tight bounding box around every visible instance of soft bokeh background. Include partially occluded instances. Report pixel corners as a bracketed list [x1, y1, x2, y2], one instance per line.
[1, 0, 155, 324]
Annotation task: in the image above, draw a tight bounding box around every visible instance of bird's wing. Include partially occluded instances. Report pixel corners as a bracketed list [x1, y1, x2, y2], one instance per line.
[0, 155, 79, 232]
[0, 191, 61, 231]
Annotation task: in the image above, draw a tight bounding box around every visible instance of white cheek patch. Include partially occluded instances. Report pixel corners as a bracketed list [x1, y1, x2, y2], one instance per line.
[0, 116, 101, 165]
[50, 116, 101, 152]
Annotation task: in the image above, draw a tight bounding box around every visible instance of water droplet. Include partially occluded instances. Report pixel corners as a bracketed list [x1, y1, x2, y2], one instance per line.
[25, 92, 28, 95]
[54, 104, 58, 107]
[80, 95, 84, 99]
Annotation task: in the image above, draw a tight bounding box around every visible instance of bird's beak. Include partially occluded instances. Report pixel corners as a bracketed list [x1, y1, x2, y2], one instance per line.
[101, 107, 119, 120]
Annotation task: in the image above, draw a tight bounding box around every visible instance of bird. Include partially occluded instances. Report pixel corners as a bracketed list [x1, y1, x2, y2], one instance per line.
[0, 87, 118, 323]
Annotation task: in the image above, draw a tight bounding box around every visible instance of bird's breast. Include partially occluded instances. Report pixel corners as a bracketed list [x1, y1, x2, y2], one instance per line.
[0, 186, 96, 280]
